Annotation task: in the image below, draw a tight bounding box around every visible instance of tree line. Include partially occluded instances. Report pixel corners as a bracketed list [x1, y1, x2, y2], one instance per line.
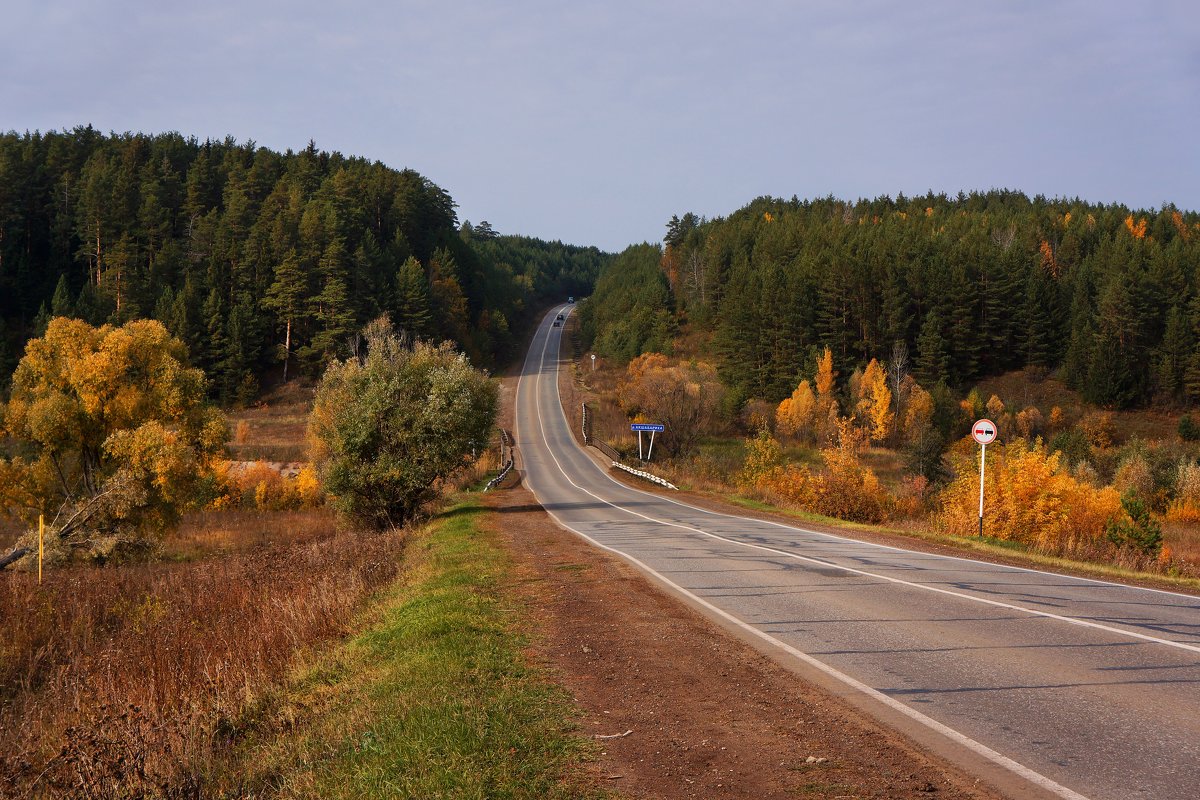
[0, 127, 608, 400]
[584, 191, 1200, 410]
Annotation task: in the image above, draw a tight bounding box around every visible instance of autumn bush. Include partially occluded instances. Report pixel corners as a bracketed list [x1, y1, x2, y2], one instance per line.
[207, 459, 323, 511]
[743, 419, 893, 524]
[1165, 460, 1200, 524]
[938, 439, 1123, 557]
[0, 510, 402, 798]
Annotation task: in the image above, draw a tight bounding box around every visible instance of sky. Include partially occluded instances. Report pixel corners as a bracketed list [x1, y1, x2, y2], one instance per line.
[3, 1, 1198, 252]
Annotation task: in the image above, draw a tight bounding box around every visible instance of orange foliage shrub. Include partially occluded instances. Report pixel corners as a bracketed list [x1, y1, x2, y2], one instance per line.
[855, 358, 892, 443]
[1166, 460, 1200, 524]
[208, 460, 323, 511]
[1079, 411, 1116, 449]
[1016, 407, 1044, 439]
[755, 418, 892, 523]
[938, 440, 1122, 556]
[737, 428, 783, 491]
[776, 380, 817, 439]
[902, 378, 934, 443]
[1112, 452, 1153, 502]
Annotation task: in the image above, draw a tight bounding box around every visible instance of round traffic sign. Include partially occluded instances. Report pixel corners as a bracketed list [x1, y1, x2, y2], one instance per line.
[972, 418, 998, 445]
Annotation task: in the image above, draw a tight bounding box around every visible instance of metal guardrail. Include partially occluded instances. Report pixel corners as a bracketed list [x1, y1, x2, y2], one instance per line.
[593, 440, 620, 462]
[484, 429, 515, 491]
[580, 391, 674, 490]
[610, 461, 678, 490]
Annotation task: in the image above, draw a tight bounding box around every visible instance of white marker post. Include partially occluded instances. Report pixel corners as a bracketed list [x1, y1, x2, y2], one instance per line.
[972, 418, 997, 537]
[590, 353, 596, 372]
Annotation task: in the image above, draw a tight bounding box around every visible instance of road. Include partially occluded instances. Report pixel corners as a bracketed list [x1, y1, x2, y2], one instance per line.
[513, 305, 1200, 800]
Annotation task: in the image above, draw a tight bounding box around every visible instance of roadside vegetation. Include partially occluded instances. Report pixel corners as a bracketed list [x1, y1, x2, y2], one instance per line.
[576, 192, 1200, 581]
[221, 498, 607, 799]
[0, 303, 587, 797]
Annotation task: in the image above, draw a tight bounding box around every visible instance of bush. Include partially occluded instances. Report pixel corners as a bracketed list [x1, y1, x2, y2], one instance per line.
[1179, 414, 1200, 442]
[1048, 427, 1092, 469]
[1106, 490, 1163, 557]
[937, 439, 1122, 557]
[753, 418, 892, 524]
[1165, 459, 1200, 523]
[309, 318, 498, 529]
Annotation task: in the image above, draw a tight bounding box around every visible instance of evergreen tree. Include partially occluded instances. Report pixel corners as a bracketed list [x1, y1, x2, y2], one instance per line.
[263, 250, 308, 381]
[394, 255, 432, 337]
[915, 310, 950, 387]
[1154, 305, 1191, 401]
[50, 274, 74, 318]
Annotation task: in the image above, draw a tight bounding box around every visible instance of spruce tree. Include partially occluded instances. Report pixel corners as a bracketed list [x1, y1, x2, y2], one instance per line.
[915, 310, 950, 387]
[394, 256, 432, 338]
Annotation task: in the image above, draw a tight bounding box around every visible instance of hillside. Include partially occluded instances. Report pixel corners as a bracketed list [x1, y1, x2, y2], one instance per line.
[0, 127, 610, 400]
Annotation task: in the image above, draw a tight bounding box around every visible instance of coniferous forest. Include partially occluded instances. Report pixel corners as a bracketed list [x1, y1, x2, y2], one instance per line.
[583, 193, 1200, 410]
[0, 127, 609, 400]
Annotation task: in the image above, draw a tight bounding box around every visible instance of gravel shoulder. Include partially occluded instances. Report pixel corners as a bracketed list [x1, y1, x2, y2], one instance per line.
[483, 484, 1006, 799]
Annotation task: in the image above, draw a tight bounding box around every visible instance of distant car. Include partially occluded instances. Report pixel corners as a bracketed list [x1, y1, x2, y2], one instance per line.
[552, 320, 561, 327]
[567, 296, 575, 303]
[556, 313, 564, 320]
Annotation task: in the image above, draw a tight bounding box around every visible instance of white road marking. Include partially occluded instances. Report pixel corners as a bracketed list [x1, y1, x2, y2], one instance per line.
[516, 308, 1100, 799]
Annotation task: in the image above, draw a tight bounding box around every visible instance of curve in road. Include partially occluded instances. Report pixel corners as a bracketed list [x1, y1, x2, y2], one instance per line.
[514, 305, 1200, 800]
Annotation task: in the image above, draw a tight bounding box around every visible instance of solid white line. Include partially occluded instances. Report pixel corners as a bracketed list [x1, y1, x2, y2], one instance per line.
[523, 313, 1200, 656]
[516, 314, 1091, 800]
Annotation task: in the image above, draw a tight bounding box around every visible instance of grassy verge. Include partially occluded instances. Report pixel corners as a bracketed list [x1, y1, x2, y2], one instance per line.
[225, 497, 608, 799]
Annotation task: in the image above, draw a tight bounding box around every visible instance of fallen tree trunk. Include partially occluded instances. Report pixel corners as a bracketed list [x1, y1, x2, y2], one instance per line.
[0, 546, 31, 570]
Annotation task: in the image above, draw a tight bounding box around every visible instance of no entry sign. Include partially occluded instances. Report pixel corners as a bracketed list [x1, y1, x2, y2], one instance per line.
[972, 418, 997, 445]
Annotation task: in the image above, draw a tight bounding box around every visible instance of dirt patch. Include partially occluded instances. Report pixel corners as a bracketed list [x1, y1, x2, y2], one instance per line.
[484, 486, 1005, 799]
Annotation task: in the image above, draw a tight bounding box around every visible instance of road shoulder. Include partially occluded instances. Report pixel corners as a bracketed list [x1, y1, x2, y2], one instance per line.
[484, 485, 1007, 799]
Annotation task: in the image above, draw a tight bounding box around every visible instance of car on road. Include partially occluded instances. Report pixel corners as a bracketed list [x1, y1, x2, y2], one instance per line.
[556, 313, 564, 320]
[567, 296, 574, 303]
[552, 320, 560, 327]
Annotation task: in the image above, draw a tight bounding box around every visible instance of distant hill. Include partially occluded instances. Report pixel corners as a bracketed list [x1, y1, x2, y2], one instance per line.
[0, 127, 610, 400]
[584, 192, 1200, 409]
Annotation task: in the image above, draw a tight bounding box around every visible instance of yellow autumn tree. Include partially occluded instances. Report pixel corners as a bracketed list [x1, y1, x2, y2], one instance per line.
[814, 347, 839, 442]
[0, 318, 227, 569]
[776, 380, 817, 439]
[856, 358, 893, 443]
[617, 353, 723, 457]
[902, 378, 934, 443]
[938, 439, 1122, 557]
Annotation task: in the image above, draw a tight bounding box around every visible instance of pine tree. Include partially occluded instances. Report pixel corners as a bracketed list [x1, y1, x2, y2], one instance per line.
[263, 250, 308, 381]
[915, 310, 950, 387]
[1155, 305, 1191, 402]
[50, 274, 74, 318]
[394, 256, 433, 338]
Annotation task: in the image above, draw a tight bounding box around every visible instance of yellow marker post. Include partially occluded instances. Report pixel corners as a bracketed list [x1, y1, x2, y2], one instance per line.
[38, 514, 44, 585]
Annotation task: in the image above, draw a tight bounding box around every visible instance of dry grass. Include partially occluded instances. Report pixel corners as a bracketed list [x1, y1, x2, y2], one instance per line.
[224, 381, 315, 463]
[974, 368, 1182, 444]
[1161, 521, 1200, 572]
[0, 508, 405, 798]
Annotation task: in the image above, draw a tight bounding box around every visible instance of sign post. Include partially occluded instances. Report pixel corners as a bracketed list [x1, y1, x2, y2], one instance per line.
[630, 423, 665, 462]
[590, 353, 596, 372]
[972, 418, 997, 537]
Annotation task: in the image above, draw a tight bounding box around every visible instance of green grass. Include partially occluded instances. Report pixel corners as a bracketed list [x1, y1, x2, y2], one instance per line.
[225, 498, 609, 799]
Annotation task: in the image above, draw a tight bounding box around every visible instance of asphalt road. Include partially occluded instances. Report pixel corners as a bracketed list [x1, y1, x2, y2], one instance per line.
[514, 305, 1200, 800]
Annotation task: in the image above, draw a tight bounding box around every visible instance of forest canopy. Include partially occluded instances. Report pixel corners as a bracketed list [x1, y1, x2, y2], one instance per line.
[585, 192, 1200, 410]
[0, 127, 610, 398]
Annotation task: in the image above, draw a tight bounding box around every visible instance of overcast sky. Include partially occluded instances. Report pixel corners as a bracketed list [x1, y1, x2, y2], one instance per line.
[3, 1, 1197, 251]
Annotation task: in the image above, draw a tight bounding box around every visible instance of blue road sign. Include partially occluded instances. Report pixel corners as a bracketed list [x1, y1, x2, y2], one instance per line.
[631, 423, 665, 432]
